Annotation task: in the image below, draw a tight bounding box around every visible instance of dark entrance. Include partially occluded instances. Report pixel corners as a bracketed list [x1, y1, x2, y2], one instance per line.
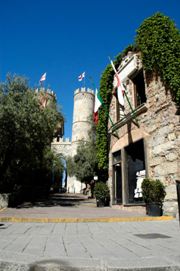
[112, 151, 122, 204]
[125, 139, 145, 204]
[131, 69, 146, 107]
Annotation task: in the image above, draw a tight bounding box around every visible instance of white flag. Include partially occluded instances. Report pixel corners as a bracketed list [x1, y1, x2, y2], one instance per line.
[78, 72, 85, 81]
[110, 60, 124, 106]
[114, 73, 125, 106]
[40, 72, 46, 82]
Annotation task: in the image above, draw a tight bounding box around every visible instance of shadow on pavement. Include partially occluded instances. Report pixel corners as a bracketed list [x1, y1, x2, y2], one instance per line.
[0, 223, 8, 229]
[16, 193, 95, 209]
[29, 259, 92, 271]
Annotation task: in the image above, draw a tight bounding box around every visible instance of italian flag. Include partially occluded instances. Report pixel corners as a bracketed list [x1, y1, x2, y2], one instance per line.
[93, 89, 103, 124]
[110, 60, 125, 106]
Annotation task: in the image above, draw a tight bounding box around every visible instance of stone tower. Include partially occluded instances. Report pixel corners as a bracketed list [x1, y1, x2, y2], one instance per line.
[72, 87, 94, 146]
[51, 87, 95, 193]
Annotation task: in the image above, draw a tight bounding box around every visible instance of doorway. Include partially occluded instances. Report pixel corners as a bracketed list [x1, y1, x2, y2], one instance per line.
[125, 139, 145, 204]
[112, 151, 122, 204]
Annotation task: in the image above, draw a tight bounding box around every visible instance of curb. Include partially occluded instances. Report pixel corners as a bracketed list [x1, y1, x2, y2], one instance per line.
[0, 208, 6, 213]
[0, 215, 174, 223]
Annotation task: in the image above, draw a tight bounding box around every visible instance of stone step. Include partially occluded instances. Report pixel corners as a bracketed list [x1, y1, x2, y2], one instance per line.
[112, 204, 146, 214]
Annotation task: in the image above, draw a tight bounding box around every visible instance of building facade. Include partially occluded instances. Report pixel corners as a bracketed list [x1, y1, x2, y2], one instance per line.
[108, 52, 180, 216]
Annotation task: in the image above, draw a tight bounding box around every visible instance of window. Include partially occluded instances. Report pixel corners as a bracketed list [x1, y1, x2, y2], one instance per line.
[132, 70, 146, 107]
[113, 151, 121, 164]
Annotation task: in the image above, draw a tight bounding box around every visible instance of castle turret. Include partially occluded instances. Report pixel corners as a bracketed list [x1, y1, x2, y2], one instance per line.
[72, 88, 94, 143]
[51, 87, 95, 193]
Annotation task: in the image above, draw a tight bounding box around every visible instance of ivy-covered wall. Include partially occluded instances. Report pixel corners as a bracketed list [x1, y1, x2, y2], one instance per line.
[96, 12, 180, 181]
[96, 46, 134, 179]
[96, 65, 113, 180]
[136, 13, 180, 104]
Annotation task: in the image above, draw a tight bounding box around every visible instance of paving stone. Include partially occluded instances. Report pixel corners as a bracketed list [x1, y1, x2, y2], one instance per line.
[0, 214, 179, 270]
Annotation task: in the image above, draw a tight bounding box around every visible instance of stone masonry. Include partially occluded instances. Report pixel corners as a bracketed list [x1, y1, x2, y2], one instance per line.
[108, 52, 180, 216]
[51, 88, 95, 193]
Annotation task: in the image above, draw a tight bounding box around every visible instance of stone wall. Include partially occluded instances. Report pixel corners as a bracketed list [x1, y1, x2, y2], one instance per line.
[52, 140, 84, 193]
[109, 53, 179, 215]
[51, 137, 72, 157]
[143, 77, 179, 215]
[0, 194, 9, 208]
[67, 176, 85, 194]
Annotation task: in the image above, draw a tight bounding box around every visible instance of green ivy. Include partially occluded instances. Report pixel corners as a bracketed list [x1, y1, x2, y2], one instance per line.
[96, 46, 134, 179]
[96, 65, 113, 176]
[136, 12, 180, 104]
[96, 12, 180, 181]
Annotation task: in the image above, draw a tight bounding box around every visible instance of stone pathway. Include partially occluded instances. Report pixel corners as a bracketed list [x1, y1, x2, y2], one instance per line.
[0, 220, 179, 270]
[0, 193, 178, 270]
[0, 193, 173, 223]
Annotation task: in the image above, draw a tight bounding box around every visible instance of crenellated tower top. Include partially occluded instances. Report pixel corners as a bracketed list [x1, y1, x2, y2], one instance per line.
[74, 87, 94, 95]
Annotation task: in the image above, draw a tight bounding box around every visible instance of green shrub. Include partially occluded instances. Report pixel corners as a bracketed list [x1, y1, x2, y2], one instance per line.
[142, 178, 166, 204]
[94, 182, 110, 203]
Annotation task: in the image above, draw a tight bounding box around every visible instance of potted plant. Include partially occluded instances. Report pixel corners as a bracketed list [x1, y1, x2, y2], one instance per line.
[94, 182, 110, 207]
[141, 178, 166, 216]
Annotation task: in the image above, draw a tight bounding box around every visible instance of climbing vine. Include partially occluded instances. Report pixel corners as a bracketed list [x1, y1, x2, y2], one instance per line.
[96, 65, 113, 178]
[96, 46, 135, 179]
[136, 12, 180, 104]
[96, 12, 180, 181]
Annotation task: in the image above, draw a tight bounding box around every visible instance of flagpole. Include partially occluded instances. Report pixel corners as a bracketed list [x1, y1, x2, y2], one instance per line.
[87, 76, 95, 90]
[84, 74, 86, 89]
[103, 103, 119, 139]
[123, 84, 139, 126]
[108, 57, 139, 126]
[39, 72, 46, 90]
[99, 96, 119, 139]
[88, 77, 118, 136]
[108, 56, 116, 73]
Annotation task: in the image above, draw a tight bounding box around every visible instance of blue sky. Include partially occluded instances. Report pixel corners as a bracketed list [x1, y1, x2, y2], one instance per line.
[0, 0, 179, 138]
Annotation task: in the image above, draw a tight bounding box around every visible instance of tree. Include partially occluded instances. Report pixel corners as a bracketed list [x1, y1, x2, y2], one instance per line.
[74, 140, 97, 184]
[66, 138, 97, 196]
[0, 74, 63, 202]
[66, 156, 76, 177]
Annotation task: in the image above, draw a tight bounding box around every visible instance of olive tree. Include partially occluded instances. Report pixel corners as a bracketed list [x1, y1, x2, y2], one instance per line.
[0, 74, 63, 203]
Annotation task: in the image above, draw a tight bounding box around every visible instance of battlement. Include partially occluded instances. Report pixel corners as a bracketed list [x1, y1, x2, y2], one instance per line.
[35, 87, 56, 98]
[74, 88, 94, 95]
[52, 137, 71, 144]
